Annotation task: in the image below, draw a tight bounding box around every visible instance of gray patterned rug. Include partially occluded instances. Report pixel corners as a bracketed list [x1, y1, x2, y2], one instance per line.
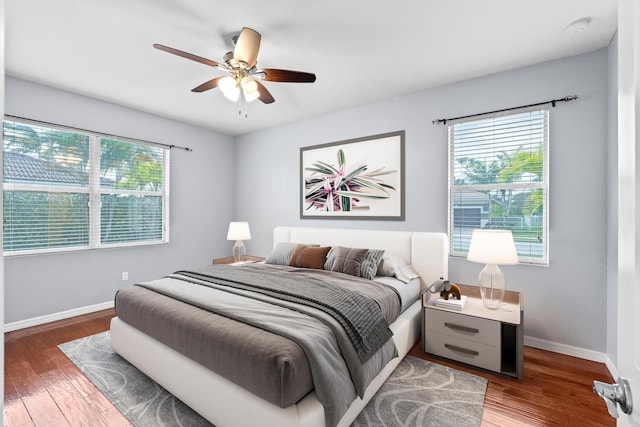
[59, 332, 487, 426]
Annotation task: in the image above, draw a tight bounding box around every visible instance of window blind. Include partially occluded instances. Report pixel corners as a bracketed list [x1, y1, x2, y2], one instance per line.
[448, 106, 549, 264]
[2, 119, 170, 255]
[99, 138, 167, 245]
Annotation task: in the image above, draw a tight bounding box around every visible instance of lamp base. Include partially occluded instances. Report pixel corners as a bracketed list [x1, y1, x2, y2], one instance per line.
[232, 240, 246, 263]
[478, 263, 505, 310]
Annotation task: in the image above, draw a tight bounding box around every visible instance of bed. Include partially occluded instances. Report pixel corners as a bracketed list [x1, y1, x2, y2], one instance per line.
[110, 226, 448, 427]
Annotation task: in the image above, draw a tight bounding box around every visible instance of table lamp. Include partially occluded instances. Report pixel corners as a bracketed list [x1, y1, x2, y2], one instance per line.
[467, 229, 519, 309]
[227, 221, 251, 263]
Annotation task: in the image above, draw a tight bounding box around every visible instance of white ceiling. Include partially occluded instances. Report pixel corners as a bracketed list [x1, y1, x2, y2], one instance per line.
[6, 0, 617, 136]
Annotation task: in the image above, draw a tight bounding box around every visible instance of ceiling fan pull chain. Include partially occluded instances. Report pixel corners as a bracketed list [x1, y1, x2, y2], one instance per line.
[238, 88, 248, 118]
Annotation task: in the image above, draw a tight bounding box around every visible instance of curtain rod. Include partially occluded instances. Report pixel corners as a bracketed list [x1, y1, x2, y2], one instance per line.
[4, 114, 193, 152]
[432, 95, 578, 125]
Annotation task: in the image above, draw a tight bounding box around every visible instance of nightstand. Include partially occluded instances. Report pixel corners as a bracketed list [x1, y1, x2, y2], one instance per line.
[422, 284, 524, 379]
[212, 255, 265, 265]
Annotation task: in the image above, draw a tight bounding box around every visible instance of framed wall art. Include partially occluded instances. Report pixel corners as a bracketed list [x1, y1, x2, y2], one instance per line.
[300, 130, 404, 219]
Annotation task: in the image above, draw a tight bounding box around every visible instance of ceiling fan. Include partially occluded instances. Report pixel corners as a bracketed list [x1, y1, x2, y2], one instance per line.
[153, 27, 316, 110]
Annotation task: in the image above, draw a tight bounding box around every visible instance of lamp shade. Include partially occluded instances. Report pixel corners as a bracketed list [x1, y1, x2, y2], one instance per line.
[467, 229, 519, 265]
[227, 222, 251, 241]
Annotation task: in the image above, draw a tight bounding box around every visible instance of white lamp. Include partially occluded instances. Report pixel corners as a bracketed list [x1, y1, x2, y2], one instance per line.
[467, 229, 519, 310]
[227, 221, 251, 263]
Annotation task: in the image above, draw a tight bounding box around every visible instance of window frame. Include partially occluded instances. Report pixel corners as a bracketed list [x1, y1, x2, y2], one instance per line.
[447, 106, 549, 265]
[3, 117, 170, 256]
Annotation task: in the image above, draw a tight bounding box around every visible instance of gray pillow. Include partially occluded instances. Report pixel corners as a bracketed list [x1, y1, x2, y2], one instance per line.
[265, 242, 318, 265]
[360, 248, 385, 280]
[324, 246, 368, 277]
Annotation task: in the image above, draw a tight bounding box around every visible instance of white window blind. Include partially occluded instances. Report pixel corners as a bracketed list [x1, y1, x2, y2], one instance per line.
[2, 118, 170, 255]
[448, 106, 549, 264]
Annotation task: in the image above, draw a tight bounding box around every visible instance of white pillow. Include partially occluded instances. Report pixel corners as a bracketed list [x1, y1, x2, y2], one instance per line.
[377, 253, 420, 283]
[377, 253, 407, 276]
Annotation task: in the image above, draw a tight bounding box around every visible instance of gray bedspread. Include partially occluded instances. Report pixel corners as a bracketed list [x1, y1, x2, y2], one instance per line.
[127, 264, 401, 427]
[174, 264, 396, 362]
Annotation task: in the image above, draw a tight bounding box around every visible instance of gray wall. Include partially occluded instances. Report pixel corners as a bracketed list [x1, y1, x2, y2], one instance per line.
[235, 49, 610, 352]
[5, 76, 236, 323]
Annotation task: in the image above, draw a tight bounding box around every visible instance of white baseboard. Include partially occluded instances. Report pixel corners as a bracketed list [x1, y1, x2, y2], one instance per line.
[525, 336, 619, 382]
[604, 354, 618, 379]
[4, 301, 114, 333]
[524, 335, 608, 363]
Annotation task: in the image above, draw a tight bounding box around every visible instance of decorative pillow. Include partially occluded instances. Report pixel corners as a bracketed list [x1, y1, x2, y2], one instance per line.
[360, 248, 385, 280]
[376, 253, 420, 283]
[377, 253, 408, 277]
[265, 242, 318, 265]
[288, 245, 331, 269]
[395, 264, 420, 283]
[324, 246, 368, 277]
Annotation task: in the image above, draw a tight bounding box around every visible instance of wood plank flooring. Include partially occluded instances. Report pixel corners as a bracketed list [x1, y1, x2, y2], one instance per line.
[5, 309, 615, 426]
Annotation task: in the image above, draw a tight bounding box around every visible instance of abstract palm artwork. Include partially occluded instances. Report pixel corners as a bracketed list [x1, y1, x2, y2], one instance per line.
[300, 131, 404, 219]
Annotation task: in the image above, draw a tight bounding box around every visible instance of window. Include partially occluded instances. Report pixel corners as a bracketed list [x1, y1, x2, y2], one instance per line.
[3, 118, 169, 255]
[448, 107, 548, 264]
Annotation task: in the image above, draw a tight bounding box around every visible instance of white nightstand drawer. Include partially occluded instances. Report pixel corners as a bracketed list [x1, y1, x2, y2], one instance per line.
[424, 331, 501, 372]
[425, 308, 500, 347]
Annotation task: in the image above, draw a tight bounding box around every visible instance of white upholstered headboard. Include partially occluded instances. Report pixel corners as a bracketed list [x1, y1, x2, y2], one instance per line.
[273, 226, 448, 290]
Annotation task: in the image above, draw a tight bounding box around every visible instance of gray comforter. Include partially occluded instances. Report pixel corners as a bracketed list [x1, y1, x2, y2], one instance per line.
[133, 264, 400, 427]
[174, 264, 395, 362]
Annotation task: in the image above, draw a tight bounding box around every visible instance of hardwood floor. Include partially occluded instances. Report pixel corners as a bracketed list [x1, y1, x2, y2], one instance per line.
[5, 309, 615, 426]
[5, 310, 130, 427]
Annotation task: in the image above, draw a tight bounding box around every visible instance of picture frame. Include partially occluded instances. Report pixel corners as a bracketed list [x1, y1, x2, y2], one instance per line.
[300, 130, 405, 219]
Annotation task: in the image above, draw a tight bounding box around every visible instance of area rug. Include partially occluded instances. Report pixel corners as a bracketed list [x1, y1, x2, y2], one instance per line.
[59, 332, 487, 427]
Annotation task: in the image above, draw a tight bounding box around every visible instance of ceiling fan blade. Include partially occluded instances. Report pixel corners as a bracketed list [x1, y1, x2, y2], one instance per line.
[255, 80, 275, 104]
[262, 68, 316, 83]
[233, 27, 261, 69]
[153, 44, 221, 68]
[191, 77, 225, 93]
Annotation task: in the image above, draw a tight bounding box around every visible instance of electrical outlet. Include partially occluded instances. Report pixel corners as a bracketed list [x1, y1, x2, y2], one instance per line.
[122, 272, 128, 281]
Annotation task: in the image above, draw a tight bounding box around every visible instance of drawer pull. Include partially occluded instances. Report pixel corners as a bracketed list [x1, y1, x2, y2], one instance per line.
[444, 343, 480, 356]
[444, 322, 479, 334]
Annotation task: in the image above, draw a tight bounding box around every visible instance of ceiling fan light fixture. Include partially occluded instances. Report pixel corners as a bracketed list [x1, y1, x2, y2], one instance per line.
[241, 77, 259, 102]
[219, 76, 240, 101]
